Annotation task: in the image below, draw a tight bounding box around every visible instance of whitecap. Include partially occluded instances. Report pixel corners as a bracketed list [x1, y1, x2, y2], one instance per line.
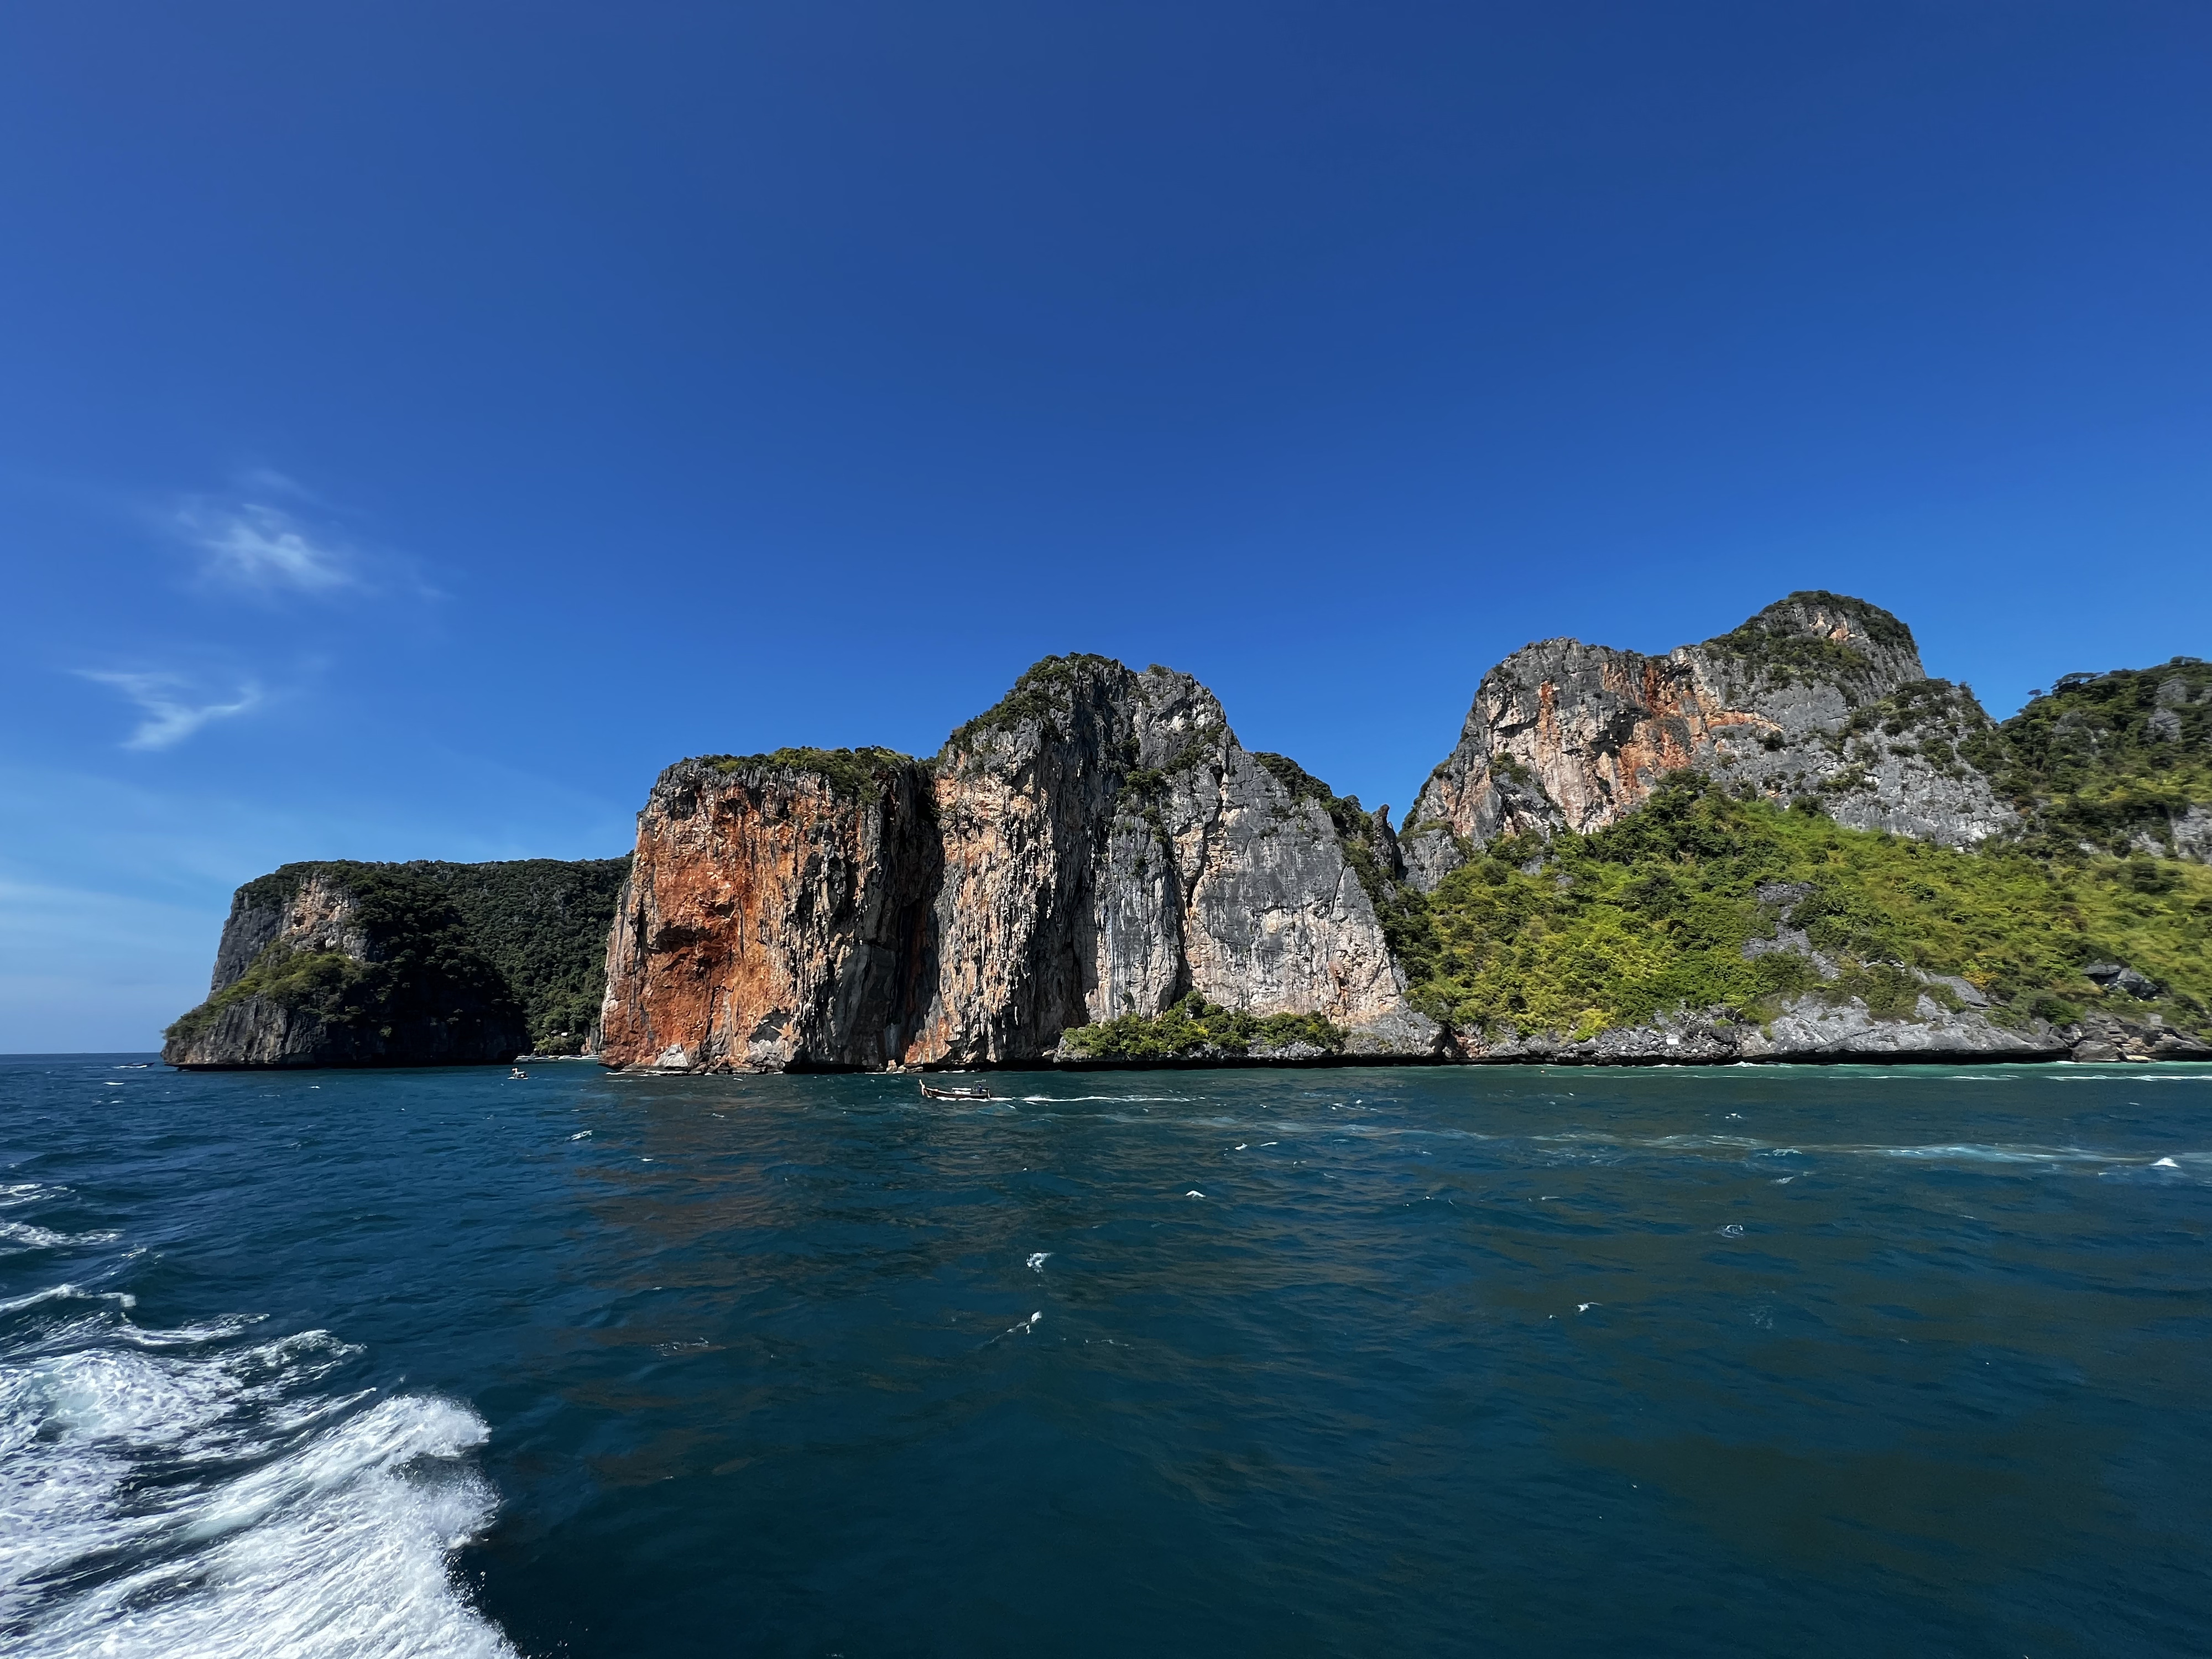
[0, 1222, 122, 1253]
[0, 1284, 136, 1316]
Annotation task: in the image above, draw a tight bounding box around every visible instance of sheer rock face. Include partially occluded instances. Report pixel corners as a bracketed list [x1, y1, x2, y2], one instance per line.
[1401, 592, 2018, 887]
[601, 659, 1437, 1072]
[206, 870, 367, 995]
[597, 757, 940, 1072]
[164, 872, 375, 1068]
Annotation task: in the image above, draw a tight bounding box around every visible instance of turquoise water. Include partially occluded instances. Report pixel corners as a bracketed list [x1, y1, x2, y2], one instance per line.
[3, 1055, 2208, 1657]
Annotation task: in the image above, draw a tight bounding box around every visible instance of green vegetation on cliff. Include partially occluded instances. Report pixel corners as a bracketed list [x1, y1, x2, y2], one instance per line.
[164, 946, 365, 1048]
[1979, 658, 2212, 857]
[1061, 994, 1345, 1061]
[1703, 589, 1916, 693]
[1396, 775, 2211, 1041]
[698, 747, 915, 798]
[419, 858, 632, 1050]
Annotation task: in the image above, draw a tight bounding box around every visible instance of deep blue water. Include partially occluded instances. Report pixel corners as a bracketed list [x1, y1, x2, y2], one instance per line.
[3, 1055, 2208, 1658]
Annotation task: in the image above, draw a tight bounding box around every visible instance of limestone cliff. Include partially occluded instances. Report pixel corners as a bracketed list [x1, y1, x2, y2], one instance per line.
[595, 659, 1437, 1073]
[912, 658, 1432, 1064]
[597, 751, 939, 1071]
[164, 865, 524, 1068]
[170, 597, 2208, 1074]
[1401, 592, 2016, 886]
[164, 857, 628, 1068]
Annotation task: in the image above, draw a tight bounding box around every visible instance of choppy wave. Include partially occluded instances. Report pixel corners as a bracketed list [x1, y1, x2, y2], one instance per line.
[0, 1222, 122, 1254]
[2, 1272, 513, 1656]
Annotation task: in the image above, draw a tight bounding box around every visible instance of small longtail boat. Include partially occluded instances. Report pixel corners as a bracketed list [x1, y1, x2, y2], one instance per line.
[919, 1082, 993, 1101]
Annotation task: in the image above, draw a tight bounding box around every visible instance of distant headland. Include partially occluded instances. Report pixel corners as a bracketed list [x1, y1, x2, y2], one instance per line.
[163, 593, 2212, 1071]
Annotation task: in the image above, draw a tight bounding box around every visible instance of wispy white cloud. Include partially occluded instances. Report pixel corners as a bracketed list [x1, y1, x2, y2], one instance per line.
[77, 671, 262, 750]
[175, 498, 354, 593]
[235, 466, 320, 503]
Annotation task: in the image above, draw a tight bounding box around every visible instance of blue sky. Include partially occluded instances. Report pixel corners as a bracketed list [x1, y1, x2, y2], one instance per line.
[3, 2, 2206, 1051]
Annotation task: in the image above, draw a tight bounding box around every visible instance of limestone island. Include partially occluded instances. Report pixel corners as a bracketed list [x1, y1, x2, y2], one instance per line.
[163, 592, 2212, 1072]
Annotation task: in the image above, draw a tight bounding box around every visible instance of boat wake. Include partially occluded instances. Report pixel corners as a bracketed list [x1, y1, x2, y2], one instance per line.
[1530, 1129, 2208, 1177]
[0, 1193, 514, 1659]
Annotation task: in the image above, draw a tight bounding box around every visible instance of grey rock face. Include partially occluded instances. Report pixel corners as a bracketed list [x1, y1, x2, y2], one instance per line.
[1451, 994, 2069, 1064]
[907, 659, 1436, 1064]
[2060, 1010, 2212, 1062]
[1745, 996, 2063, 1060]
[1404, 592, 2018, 888]
[206, 886, 306, 995]
[2136, 804, 2212, 864]
[2081, 962, 2161, 1000]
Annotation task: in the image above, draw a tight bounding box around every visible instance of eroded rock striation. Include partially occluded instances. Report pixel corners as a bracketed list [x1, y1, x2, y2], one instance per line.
[1401, 592, 2016, 886]
[596, 659, 1438, 1072]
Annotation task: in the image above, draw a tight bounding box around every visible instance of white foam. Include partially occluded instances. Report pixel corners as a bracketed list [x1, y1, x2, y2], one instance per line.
[1528, 1129, 2205, 1176]
[1869, 1142, 2114, 1166]
[1017, 1094, 1193, 1104]
[0, 1222, 122, 1253]
[0, 1284, 136, 1316]
[0, 1323, 514, 1658]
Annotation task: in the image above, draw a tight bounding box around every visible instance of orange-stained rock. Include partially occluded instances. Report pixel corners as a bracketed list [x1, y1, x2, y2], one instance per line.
[596, 753, 939, 1072]
[1401, 591, 2017, 886]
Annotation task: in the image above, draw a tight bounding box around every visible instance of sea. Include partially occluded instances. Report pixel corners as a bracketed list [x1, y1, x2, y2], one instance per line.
[2, 1053, 2206, 1658]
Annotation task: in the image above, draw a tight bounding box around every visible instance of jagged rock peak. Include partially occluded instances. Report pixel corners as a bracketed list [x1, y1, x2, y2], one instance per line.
[1692, 590, 1926, 696]
[1401, 591, 2016, 888]
[936, 654, 1232, 773]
